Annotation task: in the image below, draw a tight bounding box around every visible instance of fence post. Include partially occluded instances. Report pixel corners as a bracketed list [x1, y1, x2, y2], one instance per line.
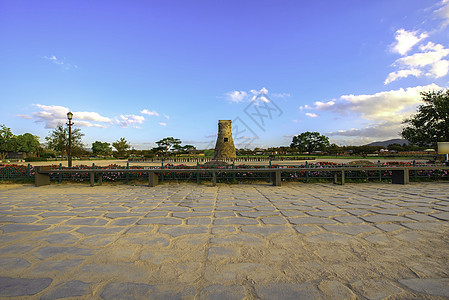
[378, 160, 382, 181]
[161, 162, 164, 183]
[305, 161, 309, 183]
[91, 163, 95, 187]
[58, 163, 62, 184]
[196, 162, 200, 184]
[126, 161, 129, 185]
[268, 160, 272, 183]
[413, 160, 417, 179]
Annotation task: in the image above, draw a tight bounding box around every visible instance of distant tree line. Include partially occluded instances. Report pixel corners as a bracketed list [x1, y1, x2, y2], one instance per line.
[1, 89, 447, 161]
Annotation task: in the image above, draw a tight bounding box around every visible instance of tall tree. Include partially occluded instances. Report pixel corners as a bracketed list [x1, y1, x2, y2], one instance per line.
[402, 89, 449, 147]
[290, 131, 330, 153]
[16, 133, 40, 153]
[92, 141, 112, 156]
[155, 137, 181, 157]
[112, 138, 130, 157]
[45, 124, 84, 157]
[0, 125, 16, 160]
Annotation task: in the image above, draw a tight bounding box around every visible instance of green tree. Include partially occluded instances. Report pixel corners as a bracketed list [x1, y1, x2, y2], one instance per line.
[290, 131, 330, 153]
[112, 138, 130, 157]
[45, 124, 84, 157]
[0, 125, 17, 160]
[402, 89, 449, 147]
[92, 141, 112, 156]
[155, 137, 181, 157]
[16, 133, 40, 154]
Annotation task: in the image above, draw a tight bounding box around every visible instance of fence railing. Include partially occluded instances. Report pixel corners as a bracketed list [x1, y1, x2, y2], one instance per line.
[2, 161, 449, 185]
[128, 156, 315, 163]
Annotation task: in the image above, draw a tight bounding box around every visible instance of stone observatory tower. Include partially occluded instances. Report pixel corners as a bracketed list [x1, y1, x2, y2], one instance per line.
[214, 120, 236, 160]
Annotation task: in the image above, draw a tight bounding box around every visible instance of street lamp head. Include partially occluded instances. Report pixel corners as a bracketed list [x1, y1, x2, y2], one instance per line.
[67, 111, 73, 120]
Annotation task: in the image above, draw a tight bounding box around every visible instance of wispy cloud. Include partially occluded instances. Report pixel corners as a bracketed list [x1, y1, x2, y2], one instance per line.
[305, 113, 319, 118]
[327, 122, 402, 139]
[158, 122, 167, 126]
[115, 115, 145, 128]
[224, 90, 248, 102]
[140, 109, 160, 116]
[43, 55, 78, 70]
[434, 0, 449, 28]
[163, 113, 170, 120]
[271, 92, 291, 98]
[223, 88, 288, 104]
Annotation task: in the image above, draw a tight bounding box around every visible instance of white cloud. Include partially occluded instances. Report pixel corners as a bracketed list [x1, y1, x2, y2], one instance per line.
[158, 122, 167, 126]
[299, 104, 311, 110]
[250, 87, 270, 103]
[327, 122, 402, 139]
[271, 92, 291, 98]
[397, 42, 449, 68]
[225, 90, 248, 102]
[435, 0, 449, 28]
[43, 55, 78, 70]
[140, 109, 159, 116]
[75, 111, 112, 123]
[16, 114, 33, 119]
[163, 114, 170, 120]
[386, 42, 449, 83]
[29, 104, 113, 129]
[384, 69, 422, 84]
[315, 84, 442, 122]
[390, 29, 428, 55]
[115, 115, 145, 128]
[223, 88, 288, 104]
[429, 59, 449, 77]
[305, 113, 319, 118]
[311, 84, 444, 141]
[74, 121, 107, 128]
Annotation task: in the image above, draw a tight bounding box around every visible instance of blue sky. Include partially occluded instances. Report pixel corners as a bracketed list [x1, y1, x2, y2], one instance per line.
[1, 0, 448, 150]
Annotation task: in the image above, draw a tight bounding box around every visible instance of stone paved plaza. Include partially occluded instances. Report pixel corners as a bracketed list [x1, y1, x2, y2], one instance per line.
[0, 182, 449, 299]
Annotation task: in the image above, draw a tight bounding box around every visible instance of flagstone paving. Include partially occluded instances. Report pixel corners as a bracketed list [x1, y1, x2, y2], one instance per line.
[0, 182, 449, 299]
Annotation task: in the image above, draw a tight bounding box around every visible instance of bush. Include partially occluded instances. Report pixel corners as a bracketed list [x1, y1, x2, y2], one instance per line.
[25, 157, 48, 162]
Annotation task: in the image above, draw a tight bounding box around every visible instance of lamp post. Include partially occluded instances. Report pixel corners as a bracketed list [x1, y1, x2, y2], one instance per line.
[67, 111, 73, 167]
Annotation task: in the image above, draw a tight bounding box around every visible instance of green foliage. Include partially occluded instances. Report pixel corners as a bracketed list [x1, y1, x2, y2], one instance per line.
[45, 124, 84, 157]
[402, 89, 449, 147]
[16, 133, 40, 153]
[0, 125, 16, 159]
[156, 137, 181, 157]
[112, 138, 130, 157]
[92, 141, 112, 156]
[290, 131, 330, 153]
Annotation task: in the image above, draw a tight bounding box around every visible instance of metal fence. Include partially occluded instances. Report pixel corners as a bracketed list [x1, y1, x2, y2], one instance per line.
[1, 162, 448, 184]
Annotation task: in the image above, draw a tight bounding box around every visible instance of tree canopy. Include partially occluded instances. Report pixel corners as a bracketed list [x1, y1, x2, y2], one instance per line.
[0, 125, 41, 159]
[290, 131, 330, 153]
[156, 137, 181, 157]
[0, 125, 16, 159]
[92, 141, 112, 156]
[112, 138, 130, 157]
[402, 89, 449, 147]
[16, 133, 40, 153]
[45, 124, 84, 157]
